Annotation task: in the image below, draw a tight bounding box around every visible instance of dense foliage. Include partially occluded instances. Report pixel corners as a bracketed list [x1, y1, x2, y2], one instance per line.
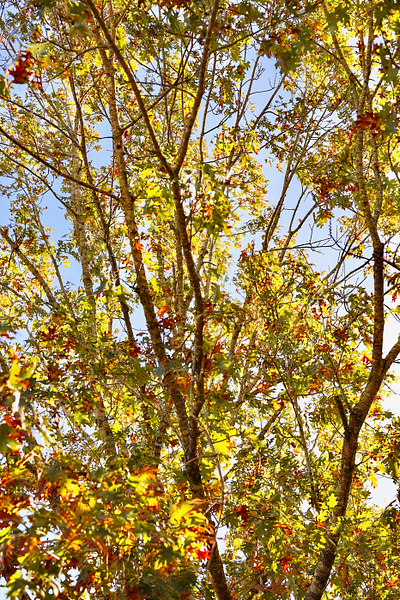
[1, 0, 400, 599]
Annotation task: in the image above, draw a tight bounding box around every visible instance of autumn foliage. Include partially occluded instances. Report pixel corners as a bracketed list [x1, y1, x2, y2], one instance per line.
[1, 0, 400, 599]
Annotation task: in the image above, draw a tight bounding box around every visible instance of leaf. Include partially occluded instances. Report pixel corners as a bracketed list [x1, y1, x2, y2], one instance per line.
[354, 112, 381, 132]
[8, 51, 34, 84]
[170, 503, 196, 525]
[212, 435, 230, 456]
[0, 423, 19, 452]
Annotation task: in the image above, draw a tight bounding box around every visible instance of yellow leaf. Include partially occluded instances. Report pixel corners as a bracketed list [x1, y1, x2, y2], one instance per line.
[213, 436, 230, 456]
[143, 252, 152, 267]
[170, 502, 195, 525]
[8, 357, 21, 387]
[68, 538, 83, 551]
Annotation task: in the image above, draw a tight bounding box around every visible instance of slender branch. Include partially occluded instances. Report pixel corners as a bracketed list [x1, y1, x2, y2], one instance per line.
[0, 150, 77, 217]
[173, 0, 220, 173]
[333, 395, 349, 434]
[85, 0, 173, 177]
[1, 227, 59, 310]
[0, 124, 118, 200]
[321, 0, 360, 111]
[69, 73, 135, 342]
[258, 407, 283, 441]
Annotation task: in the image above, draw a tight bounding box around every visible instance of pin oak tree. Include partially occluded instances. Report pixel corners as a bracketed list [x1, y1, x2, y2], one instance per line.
[1, 0, 400, 599]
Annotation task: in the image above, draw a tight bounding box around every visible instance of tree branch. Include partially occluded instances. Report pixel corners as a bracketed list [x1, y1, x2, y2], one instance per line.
[173, 0, 220, 173]
[1, 227, 59, 310]
[0, 124, 118, 200]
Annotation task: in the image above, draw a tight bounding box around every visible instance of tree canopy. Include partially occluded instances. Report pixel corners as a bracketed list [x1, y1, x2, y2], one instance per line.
[1, 0, 400, 599]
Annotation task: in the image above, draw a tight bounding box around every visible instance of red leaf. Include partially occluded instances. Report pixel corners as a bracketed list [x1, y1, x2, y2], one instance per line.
[126, 586, 144, 600]
[9, 51, 34, 84]
[196, 548, 211, 560]
[354, 112, 381, 134]
[235, 505, 251, 523]
[279, 554, 294, 573]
